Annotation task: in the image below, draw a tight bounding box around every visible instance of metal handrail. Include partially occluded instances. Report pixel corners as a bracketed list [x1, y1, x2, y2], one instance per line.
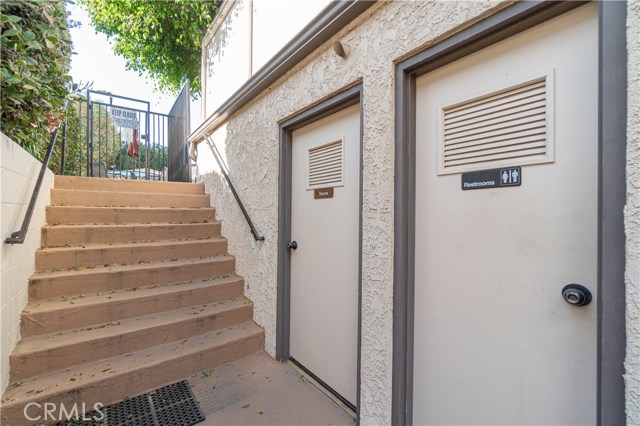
[5, 125, 61, 245]
[204, 134, 265, 241]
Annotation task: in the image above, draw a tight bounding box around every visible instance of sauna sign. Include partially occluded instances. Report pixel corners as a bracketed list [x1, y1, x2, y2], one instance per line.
[314, 187, 334, 199]
[111, 108, 139, 129]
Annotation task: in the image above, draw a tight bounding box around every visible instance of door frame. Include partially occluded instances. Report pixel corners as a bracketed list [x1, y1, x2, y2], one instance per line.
[392, 2, 627, 425]
[277, 82, 364, 418]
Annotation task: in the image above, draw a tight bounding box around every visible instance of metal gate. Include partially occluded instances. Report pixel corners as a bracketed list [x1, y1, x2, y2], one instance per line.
[168, 81, 191, 182]
[58, 85, 191, 182]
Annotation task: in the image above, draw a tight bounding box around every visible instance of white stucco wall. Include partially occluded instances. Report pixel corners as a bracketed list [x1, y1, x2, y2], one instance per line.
[626, 0, 640, 424]
[197, 2, 509, 423]
[0, 133, 54, 394]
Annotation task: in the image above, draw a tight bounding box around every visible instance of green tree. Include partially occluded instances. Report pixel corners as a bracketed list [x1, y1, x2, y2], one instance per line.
[79, 0, 220, 96]
[1, 0, 73, 158]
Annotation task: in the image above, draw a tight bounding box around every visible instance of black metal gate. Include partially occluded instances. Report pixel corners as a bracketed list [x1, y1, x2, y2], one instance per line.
[58, 85, 191, 182]
[168, 81, 191, 182]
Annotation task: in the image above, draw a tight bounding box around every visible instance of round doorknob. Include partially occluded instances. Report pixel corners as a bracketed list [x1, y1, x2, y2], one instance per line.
[561, 284, 592, 306]
[287, 241, 298, 250]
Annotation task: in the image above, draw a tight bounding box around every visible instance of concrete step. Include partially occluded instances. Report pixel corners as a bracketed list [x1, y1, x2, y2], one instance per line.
[20, 275, 244, 338]
[41, 222, 221, 247]
[36, 238, 228, 271]
[55, 175, 205, 194]
[0, 322, 264, 426]
[51, 188, 211, 208]
[21, 275, 245, 337]
[11, 298, 253, 380]
[46, 205, 215, 225]
[29, 256, 236, 299]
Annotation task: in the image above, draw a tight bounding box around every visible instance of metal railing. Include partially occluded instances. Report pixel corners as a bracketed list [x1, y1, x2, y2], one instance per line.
[5, 88, 190, 245]
[5, 126, 61, 245]
[204, 134, 264, 241]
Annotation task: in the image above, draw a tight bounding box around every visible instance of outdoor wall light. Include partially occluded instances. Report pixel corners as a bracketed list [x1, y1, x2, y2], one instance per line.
[333, 41, 350, 59]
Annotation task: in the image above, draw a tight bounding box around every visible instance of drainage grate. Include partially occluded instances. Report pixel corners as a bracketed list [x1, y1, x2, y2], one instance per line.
[55, 380, 205, 426]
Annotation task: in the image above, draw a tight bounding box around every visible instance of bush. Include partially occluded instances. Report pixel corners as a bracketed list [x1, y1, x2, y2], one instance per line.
[1, 0, 72, 159]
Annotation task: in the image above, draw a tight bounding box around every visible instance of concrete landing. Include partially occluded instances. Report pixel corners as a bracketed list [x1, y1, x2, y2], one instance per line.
[188, 351, 355, 426]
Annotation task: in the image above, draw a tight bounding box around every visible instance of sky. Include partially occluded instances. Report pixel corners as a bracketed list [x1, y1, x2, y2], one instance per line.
[67, 2, 199, 120]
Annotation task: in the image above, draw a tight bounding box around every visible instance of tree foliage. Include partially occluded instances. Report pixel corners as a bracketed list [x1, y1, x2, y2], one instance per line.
[0, 0, 73, 158]
[79, 0, 219, 97]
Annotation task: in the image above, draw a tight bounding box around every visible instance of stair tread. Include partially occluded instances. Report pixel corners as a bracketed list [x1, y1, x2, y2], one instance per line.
[1, 321, 263, 406]
[23, 274, 243, 314]
[21, 275, 244, 337]
[43, 222, 221, 230]
[46, 206, 216, 226]
[37, 237, 226, 253]
[54, 176, 205, 194]
[14, 297, 251, 355]
[48, 205, 214, 212]
[52, 188, 209, 198]
[31, 255, 234, 280]
[41, 222, 222, 248]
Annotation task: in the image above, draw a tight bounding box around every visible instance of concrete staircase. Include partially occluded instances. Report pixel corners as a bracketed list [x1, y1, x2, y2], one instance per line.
[1, 176, 264, 425]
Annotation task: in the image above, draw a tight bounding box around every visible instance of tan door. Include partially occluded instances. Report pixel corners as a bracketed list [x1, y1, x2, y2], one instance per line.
[413, 4, 598, 425]
[290, 104, 360, 406]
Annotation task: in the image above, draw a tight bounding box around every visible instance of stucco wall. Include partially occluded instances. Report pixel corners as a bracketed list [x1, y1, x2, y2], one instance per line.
[0, 133, 54, 394]
[196, 2, 509, 423]
[626, 0, 640, 424]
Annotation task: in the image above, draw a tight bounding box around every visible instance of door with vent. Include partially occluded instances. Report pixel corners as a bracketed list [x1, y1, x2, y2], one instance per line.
[289, 104, 360, 408]
[413, 4, 597, 424]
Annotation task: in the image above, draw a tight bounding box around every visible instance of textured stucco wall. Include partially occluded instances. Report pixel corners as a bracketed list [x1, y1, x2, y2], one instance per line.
[626, 0, 640, 424]
[0, 133, 54, 394]
[196, 2, 508, 423]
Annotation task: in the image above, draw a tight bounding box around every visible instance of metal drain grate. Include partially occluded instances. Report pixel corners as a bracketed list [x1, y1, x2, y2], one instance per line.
[55, 380, 205, 426]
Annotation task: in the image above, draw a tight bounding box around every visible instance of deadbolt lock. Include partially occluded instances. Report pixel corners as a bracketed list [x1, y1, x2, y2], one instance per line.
[561, 284, 592, 306]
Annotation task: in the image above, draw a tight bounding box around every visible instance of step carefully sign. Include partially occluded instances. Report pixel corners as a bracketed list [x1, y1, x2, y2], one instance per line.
[111, 107, 139, 129]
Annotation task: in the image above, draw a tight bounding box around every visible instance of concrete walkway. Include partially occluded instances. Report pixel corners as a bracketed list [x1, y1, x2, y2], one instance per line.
[188, 351, 355, 426]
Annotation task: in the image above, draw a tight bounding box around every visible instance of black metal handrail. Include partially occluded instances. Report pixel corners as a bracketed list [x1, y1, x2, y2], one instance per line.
[204, 134, 264, 241]
[5, 125, 61, 245]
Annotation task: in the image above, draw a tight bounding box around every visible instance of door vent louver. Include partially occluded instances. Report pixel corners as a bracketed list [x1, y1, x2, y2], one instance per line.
[438, 73, 554, 174]
[308, 139, 344, 189]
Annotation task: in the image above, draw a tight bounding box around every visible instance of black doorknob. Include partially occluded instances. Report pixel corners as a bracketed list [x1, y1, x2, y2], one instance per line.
[287, 241, 298, 250]
[562, 284, 592, 306]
